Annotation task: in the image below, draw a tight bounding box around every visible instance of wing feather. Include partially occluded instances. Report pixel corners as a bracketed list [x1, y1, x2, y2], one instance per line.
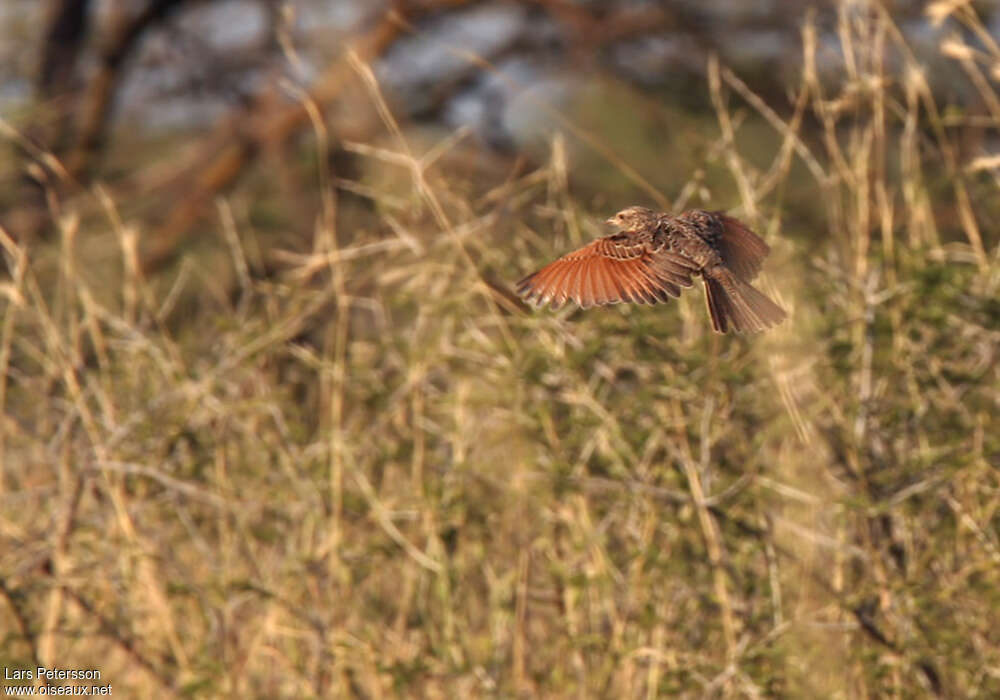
[570, 259, 587, 307]
[620, 259, 650, 304]
[714, 214, 770, 281]
[600, 258, 629, 303]
[629, 259, 660, 304]
[517, 233, 700, 309]
[590, 259, 611, 306]
[581, 259, 600, 307]
[550, 260, 576, 308]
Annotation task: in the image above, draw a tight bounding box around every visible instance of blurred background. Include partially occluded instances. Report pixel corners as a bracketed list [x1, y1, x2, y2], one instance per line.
[1, 0, 998, 697]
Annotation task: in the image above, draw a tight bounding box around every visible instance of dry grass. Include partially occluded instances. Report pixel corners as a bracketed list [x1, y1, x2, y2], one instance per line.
[2, 4, 999, 698]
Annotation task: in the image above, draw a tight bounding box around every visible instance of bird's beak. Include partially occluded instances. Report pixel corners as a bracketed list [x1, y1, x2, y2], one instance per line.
[605, 217, 617, 226]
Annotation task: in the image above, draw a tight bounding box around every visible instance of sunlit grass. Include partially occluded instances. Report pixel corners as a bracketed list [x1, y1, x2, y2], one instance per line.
[1, 4, 999, 697]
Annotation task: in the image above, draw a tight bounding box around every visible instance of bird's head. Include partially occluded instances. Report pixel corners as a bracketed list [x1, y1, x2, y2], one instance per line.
[605, 206, 657, 232]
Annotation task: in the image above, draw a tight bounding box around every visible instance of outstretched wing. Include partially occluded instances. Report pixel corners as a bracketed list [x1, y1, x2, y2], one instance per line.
[714, 213, 771, 282]
[516, 235, 697, 309]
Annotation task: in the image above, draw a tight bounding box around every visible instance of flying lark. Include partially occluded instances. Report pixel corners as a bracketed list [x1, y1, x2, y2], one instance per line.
[516, 207, 786, 333]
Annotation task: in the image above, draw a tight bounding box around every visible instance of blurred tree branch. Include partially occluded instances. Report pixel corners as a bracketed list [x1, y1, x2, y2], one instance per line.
[529, 0, 676, 47]
[18, 0, 823, 266]
[14, 0, 189, 242]
[31, 0, 191, 175]
[139, 0, 688, 273]
[141, 0, 479, 273]
[36, 0, 92, 154]
[66, 0, 191, 178]
[11, 0, 93, 242]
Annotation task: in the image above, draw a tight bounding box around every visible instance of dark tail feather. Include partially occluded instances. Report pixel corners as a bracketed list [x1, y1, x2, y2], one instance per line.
[703, 268, 786, 334]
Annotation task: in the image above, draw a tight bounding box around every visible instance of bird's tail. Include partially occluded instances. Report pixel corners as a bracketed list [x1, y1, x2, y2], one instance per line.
[703, 267, 786, 334]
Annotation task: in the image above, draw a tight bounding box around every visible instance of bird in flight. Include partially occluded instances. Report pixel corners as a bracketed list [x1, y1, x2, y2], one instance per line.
[516, 207, 786, 333]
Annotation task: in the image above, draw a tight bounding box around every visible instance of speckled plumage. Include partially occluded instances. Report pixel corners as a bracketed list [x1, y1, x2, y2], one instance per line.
[516, 206, 787, 334]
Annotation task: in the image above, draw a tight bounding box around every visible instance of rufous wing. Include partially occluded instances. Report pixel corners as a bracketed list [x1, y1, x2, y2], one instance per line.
[516, 236, 696, 309]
